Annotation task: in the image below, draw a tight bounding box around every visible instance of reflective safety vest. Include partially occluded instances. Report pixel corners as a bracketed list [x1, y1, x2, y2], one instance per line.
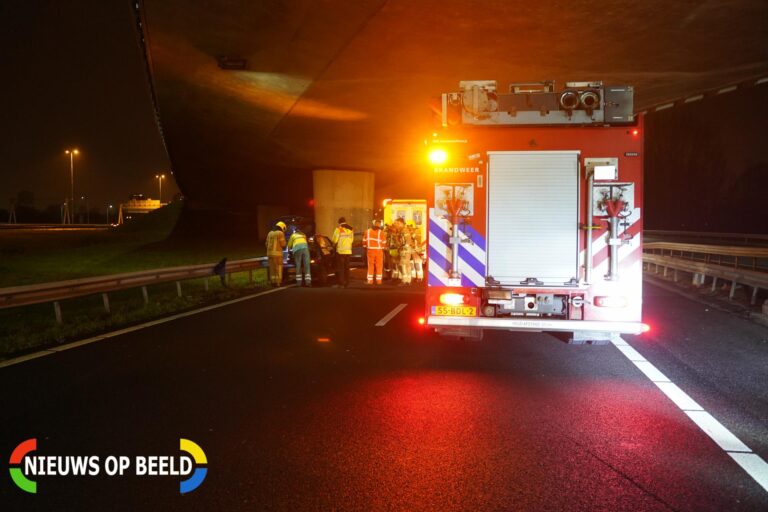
[332, 226, 354, 255]
[288, 232, 308, 252]
[364, 228, 386, 250]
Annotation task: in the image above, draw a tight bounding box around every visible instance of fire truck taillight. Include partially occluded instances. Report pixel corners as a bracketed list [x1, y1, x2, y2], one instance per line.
[641, 323, 651, 333]
[439, 293, 466, 306]
[631, 129, 639, 137]
[428, 148, 448, 165]
[593, 296, 628, 308]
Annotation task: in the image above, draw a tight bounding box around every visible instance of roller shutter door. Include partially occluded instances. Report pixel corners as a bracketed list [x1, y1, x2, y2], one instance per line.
[487, 151, 579, 286]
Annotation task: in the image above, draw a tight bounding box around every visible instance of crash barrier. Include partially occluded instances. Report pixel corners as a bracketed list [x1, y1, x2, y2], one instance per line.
[643, 242, 768, 305]
[0, 223, 109, 230]
[0, 257, 269, 324]
[645, 230, 768, 246]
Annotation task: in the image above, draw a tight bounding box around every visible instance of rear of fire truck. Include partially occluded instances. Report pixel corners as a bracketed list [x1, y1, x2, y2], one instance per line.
[425, 80, 647, 343]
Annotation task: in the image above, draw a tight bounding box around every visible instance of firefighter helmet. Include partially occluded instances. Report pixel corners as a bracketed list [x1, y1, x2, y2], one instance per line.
[275, 221, 287, 231]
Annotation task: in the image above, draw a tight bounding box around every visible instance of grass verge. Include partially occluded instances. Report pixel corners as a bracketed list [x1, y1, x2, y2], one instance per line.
[0, 201, 265, 287]
[0, 200, 270, 359]
[0, 270, 270, 359]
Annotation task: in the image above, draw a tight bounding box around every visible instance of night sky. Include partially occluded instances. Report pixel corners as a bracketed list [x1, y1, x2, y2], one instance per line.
[0, 0, 173, 214]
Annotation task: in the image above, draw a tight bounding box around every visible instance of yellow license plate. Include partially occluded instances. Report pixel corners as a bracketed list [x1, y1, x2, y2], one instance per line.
[431, 306, 476, 317]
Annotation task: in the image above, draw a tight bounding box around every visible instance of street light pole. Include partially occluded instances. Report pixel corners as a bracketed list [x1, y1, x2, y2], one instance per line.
[106, 204, 113, 225]
[65, 149, 79, 223]
[155, 173, 166, 203]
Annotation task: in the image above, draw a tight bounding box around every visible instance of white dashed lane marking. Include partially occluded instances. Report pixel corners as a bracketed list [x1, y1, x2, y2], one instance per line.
[375, 304, 408, 327]
[613, 336, 768, 492]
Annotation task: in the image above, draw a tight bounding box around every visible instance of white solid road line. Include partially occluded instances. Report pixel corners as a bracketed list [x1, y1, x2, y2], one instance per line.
[613, 336, 768, 493]
[375, 303, 408, 327]
[0, 286, 291, 369]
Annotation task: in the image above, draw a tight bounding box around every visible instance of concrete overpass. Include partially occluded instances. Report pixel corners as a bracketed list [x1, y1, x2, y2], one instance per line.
[134, 1, 768, 213]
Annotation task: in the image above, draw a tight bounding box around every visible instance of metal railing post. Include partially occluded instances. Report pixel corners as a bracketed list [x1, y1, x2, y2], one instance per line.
[54, 301, 63, 324]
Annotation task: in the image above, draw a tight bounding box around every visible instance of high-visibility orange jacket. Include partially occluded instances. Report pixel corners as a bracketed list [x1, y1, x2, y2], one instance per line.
[363, 228, 387, 250]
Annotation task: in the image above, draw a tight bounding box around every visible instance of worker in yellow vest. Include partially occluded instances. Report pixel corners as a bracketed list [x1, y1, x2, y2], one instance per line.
[332, 217, 354, 287]
[265, 221, 287, 286]
[287, 226, 312, 287]
[363, 219, 387, 285]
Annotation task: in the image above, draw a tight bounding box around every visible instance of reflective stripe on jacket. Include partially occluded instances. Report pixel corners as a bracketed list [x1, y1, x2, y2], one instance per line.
[364, 228, 386, 250]
[332, 226, 354, 255]
[266, 229, 286, 256]
[288, 232, 308, 252]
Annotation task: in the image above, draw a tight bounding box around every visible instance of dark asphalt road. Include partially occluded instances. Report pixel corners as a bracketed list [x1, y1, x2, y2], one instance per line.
[1, 270, 767, 511]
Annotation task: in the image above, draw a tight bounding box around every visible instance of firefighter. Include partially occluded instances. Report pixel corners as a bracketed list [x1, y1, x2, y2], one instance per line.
[332, 217, 354, 287]
[389, 218, 407, 285]
[406, 220, 425, 283]
[287, 226, 311, 287]
[397, 218, 417, 285]
[382, 223, 392, 280]
[266, 221, 287, 286]
[387, 223, 400, 281]
[363, 219, 387, 285]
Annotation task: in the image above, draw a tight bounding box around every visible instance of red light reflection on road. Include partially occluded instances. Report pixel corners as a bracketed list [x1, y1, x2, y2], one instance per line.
[256, 374, 715, 509]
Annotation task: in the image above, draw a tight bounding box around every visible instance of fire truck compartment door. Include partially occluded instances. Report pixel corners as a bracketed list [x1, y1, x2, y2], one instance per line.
[487, 151, 580, 286]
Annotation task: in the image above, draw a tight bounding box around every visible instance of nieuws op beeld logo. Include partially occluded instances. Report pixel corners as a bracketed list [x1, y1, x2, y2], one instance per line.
[8, 438, 207, 494]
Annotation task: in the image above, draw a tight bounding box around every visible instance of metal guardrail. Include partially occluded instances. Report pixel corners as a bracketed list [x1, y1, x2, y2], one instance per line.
[0, 223, 110, 231]
[645, 230, 768, 245]
[0, 257, 269, 323]
[643, 243, 768, 305]
[645, 242, 768, 270]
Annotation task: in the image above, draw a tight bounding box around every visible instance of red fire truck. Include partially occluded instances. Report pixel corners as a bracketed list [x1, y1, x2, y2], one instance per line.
[425, 80, 647, 343]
